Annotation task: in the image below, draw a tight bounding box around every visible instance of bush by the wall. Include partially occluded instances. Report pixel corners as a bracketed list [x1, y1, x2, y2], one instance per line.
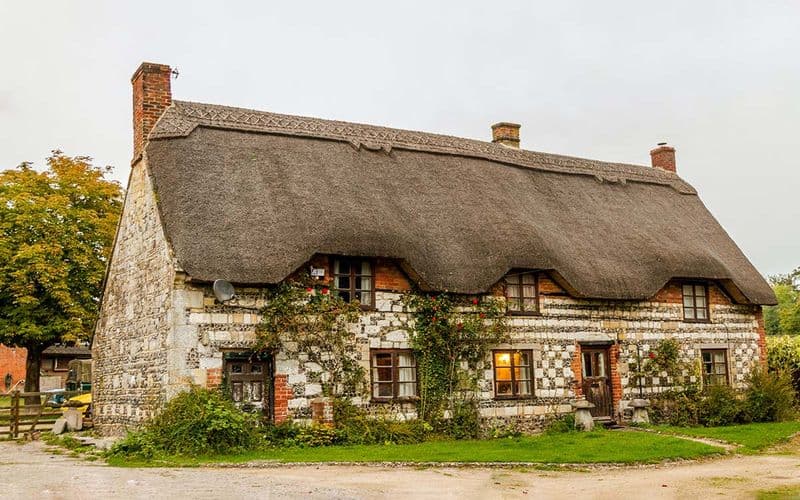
[649, 368, 797, 427]
[697, 384, 742, 426]
[742, 368, 797, 423]
[109, 387, 260, 457]
[766, 335, 800, 397]
[649, 388, 702, 426]
[544, 413, 576, 434]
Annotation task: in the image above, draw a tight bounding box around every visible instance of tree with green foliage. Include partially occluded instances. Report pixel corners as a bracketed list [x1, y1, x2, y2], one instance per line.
[764, 268, 800, 336]
[0, 151, 122, 393]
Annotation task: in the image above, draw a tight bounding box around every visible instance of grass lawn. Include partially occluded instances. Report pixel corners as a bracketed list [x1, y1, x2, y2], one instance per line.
[757, 485, 800, 500]
[655, 421, 800, 453]
[106, 429, 722, 467]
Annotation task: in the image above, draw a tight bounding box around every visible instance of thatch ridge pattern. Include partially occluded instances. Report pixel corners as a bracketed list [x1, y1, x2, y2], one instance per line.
[150, 101, 696, 194]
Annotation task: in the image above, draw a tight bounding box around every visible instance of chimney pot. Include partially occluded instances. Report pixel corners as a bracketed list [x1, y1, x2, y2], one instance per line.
[491, 122, 521, 148]
[650, 143, 676, 173]
[132, 62, 172, 162]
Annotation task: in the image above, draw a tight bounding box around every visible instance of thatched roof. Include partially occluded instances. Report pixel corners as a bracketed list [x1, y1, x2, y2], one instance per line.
[145, 101, 775, 305]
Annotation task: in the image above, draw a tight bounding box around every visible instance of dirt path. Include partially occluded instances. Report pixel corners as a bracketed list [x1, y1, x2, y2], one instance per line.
[1, 439, 799, 499]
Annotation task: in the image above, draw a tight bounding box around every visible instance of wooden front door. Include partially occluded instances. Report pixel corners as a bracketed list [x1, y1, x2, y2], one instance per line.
[581, 347, 612, 418]
[226, 357, 271, 417]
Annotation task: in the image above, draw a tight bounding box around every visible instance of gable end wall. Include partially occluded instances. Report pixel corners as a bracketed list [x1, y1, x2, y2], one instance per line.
[93, 160, 176, 436]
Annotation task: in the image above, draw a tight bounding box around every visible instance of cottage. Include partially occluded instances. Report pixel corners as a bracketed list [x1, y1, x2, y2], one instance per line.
[93, 62, 776, 435]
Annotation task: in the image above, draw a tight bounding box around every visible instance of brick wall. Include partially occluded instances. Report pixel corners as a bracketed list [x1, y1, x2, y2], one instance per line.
[609, 344, 622, 411]
[375, 258, 411, 291]
[570, 344, 582, 397]
[206, 368, 222, 389]
[131, 63, 171, 161]
[0, 344, 27, 390]
[273, 374, 291, 423]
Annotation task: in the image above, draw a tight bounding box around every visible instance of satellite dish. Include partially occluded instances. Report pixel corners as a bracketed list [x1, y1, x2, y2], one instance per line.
[213, 279, 235, 302]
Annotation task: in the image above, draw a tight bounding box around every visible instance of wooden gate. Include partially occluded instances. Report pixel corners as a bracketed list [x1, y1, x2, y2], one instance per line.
[0, 390, 90, 439]
[581, 347, 612, 418]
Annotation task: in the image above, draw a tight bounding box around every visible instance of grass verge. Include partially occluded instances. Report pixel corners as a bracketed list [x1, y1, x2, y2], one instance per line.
[106, 429, 722, 467]
[655, 421, 800, 453]
[757, 485, 800, 500]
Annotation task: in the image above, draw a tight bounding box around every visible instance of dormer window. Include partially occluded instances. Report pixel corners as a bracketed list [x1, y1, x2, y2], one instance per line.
[333, 258, 374, 307]
[504, 271, 538, 314]
[682, 283, 709, 322]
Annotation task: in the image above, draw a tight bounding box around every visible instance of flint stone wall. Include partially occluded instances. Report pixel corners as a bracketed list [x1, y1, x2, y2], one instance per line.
[93, 162, 176, 436]
[164, 279, 761, 426]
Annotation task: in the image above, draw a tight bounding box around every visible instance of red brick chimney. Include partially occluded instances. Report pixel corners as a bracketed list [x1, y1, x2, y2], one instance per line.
[491, 122, 521, 148]
[650, 143, 676, 173]
[132, 62, 172, 162]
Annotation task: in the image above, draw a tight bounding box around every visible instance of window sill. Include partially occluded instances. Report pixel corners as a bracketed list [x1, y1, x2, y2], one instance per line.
[683, 319, 711, 324]
[493, 395, 535, 401]
[506, 311, 540, 317]
[370, 397, 419, 404]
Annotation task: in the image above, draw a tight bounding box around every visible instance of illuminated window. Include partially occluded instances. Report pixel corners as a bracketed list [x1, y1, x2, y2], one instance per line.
[493, 350, 533, 398]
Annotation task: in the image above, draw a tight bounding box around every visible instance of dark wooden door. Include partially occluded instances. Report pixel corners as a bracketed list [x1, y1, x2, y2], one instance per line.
[226, 358, 270, 416]
[581, 347, 612, 418]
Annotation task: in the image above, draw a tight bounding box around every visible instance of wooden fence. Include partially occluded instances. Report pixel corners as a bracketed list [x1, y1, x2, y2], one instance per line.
[0, 390, 89, 439]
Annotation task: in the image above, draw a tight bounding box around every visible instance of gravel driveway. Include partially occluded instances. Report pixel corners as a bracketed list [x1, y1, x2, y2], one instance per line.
[2, 439, 799, 499]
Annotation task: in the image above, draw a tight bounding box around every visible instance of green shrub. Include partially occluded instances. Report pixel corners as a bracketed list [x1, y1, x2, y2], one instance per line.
[261, 420, 303, 446]
[333, 399, 432, 445]
[441, 399, 481, 440]
[649, 388, 702, 426]
[294, 424, 341, 447]
[108, 430, 159, 459]
[742, 368, 797, 423]
[545, 413, 576, 434]
[109, 387, 260, 457]
[697, 384, 742, 426]
[767, 335, 800, 397]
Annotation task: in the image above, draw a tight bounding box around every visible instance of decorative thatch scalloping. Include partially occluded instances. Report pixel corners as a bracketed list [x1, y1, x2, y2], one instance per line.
[151, 101, 696, 194]
[145, 104, 775, 305]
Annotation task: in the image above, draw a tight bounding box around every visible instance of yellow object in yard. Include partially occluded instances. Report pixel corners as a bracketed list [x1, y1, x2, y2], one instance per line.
[61, 393, 91, 416]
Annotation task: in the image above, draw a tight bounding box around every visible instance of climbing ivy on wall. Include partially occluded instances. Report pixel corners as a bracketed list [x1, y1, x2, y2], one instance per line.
[403, 293, 510, 422]
[256, 277, 366, 397]
[629, 338, 699, 390]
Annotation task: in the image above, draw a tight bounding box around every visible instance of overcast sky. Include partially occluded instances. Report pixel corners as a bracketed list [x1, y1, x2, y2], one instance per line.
[1, 1, 797, 277]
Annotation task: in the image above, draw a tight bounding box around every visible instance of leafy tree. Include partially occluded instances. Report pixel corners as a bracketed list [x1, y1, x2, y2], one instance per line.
[0, 151, 122, 393]
[765, 268, 800, 336]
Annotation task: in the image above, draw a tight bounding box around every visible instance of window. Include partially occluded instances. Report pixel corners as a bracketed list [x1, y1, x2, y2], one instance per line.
[701, 349, 728, 386]
[53, 358, 70, 371]
[682, 283, 709, 322]
[370, 350, 417, 400]
[493, 350, 533, 398]
[333, 258, 374, 307]
[505, 271, 538, 314]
